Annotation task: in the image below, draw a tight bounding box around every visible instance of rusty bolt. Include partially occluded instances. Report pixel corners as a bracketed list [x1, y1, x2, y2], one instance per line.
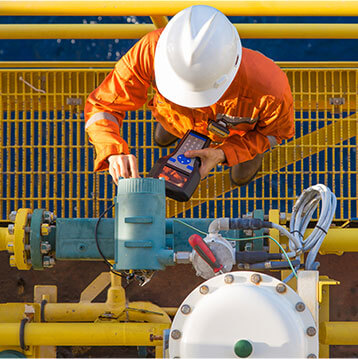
[180, 304, 191, 315]
[224, 274, 234, 284]
[8, 224, 15, 235]
[9, 211, 17, 222]
[251, 273, 262, 284]
[306, 327, 317, 337]
[276, 283, 287, 294]
[9, 255, 16, 267]
[171, 329, 181, 340]
[295, 302, 306, 312]
[199, 285, 209, 295]
[41, 223, 51, 236]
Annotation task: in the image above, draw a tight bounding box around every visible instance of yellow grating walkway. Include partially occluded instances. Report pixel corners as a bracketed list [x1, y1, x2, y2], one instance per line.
[0, 62, 357, 220]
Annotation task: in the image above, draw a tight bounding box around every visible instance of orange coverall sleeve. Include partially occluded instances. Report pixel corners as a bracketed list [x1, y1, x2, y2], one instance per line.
[218, 83, 294, 167]
[85, 31, 158, 171]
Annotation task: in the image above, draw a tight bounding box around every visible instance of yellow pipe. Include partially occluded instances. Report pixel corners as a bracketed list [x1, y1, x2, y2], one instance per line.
[0, 227, 9, 251]
[320, 321, 358, 345]
[44, 301, 171, 323]
[0, 322, 168, 346]
[2, 24, 358, 39]
[1, 1, 358, 16]
[305, 228, 358, 255]
[150, 16, 168, 29]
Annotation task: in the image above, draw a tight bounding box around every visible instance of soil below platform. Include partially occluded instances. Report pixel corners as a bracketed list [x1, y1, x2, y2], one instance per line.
[0, 252, 357, 358]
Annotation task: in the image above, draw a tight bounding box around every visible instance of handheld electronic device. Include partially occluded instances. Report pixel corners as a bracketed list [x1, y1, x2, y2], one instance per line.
[149, 130, 211, 202]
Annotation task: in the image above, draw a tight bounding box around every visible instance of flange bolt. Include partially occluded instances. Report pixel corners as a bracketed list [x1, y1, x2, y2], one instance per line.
[41, 223, 51, 236]
[171, 329, 181, 340]
[40, 241, 52, 254]
[180, 304, 191, 315]
[306, 327, 317, 337]
[8, 224, 15, 235]
[9, 211, 17, 222]
[295, 302, 306, 312]
[199, 285, 209, 295]
[9, 255, 16, 267]
[276, 283, 287, 294]
[251, 273, 261, 284]
[43, 256, 55, 268]
[43, 211, 55, 224]
[224, 274, 234, 284]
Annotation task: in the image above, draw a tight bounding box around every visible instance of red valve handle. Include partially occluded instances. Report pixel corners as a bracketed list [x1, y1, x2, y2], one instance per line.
[188, 234, 223, 273]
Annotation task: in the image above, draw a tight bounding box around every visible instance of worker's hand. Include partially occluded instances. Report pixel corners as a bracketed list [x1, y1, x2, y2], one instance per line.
[108, 154, 140, 184]
[185, 148, 226, 179]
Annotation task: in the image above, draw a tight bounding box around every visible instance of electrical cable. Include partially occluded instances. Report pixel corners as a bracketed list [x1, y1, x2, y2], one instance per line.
[95, 203, 125, 278]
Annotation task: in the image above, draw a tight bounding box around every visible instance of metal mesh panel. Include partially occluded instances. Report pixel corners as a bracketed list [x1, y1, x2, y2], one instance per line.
[0, 64, 357, 220]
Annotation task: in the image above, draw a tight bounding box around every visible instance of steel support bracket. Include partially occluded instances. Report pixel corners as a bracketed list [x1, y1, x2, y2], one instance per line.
[318, 278, 340, 303]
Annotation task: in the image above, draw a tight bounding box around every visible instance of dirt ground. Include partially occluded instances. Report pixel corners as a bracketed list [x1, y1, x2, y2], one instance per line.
[0, 251, 357, 358]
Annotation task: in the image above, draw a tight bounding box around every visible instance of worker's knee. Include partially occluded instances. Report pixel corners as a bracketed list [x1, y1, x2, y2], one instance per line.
[230, 154, 264, 187]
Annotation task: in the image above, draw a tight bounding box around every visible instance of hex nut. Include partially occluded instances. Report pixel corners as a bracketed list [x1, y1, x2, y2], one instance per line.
[199, 285, 209, 295]
[276, 283, 287, 294]
[224, 274, 234, 284]
[43, 211, 55, 224]
[295, 302, 306, 312]
[251, 273, 261, 284]
[8, 224, 15, 235]
[171, 329, 181, 340]
[180, 304, 191, 315]
[306, 327, 317, 337]
[9, 211, 17, 222]
[43, 256, 55, 268]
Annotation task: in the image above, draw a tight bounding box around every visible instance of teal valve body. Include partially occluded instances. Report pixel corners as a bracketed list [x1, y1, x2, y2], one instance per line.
[113, 178, 174, 270]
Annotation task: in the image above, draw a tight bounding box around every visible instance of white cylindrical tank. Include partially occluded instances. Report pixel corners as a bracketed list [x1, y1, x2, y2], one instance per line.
[169, 271, 318, 358]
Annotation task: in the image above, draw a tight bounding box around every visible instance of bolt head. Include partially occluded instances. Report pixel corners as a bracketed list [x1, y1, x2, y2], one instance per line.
[251, 273, 261, 284]
[180, 304, 191, 315]
[307, 354, 317, 358]
[9, 211, 17, 222]
[171, 329, 181, 340]
[199, 285, 209, 295]
[276, 283, 287, 294]
[224, 274, 234, 284]
[279, 212, 286, 224]
[43, 255, 55, 268]
[7, 224, 15, 235]
[295, 302, 306, 312]
[43, 211, 55, 224]
[306, 326, 317, 337]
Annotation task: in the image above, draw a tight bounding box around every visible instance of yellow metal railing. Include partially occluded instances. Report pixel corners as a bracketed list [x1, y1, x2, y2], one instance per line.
[2, 24, 358, 39]
[0, 62, 357, 221]
[1, 0, 358, 16]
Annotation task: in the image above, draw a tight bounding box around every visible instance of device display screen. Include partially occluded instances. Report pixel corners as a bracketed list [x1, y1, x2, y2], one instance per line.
[158, 166, 188, 188]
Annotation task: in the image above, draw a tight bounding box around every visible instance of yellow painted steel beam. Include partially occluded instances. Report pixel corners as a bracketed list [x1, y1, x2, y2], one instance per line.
[150, 16, 168, 29]
[1, 1, 358, 16]
[0, 322, 169, 346]
[320, 321, 358, 345]
[168, 112, 357, 217]
[2, 24, 358, 39]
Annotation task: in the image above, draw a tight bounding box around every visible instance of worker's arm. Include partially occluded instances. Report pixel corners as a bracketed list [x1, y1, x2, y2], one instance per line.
[85, 30, 160, 178]
[217, 86, 294, 167]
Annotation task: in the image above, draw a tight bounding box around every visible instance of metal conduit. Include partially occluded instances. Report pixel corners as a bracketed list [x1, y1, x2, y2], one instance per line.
[320, 322, 358, 345]
[1, 24, 358, 39]
[1, 0, 358, 16]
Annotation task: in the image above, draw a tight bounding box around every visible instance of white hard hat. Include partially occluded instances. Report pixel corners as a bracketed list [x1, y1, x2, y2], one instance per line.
[154, 5, 242, 108]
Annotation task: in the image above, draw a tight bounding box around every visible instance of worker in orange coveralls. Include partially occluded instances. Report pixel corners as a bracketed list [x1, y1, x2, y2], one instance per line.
[85, 5, 294, 187]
